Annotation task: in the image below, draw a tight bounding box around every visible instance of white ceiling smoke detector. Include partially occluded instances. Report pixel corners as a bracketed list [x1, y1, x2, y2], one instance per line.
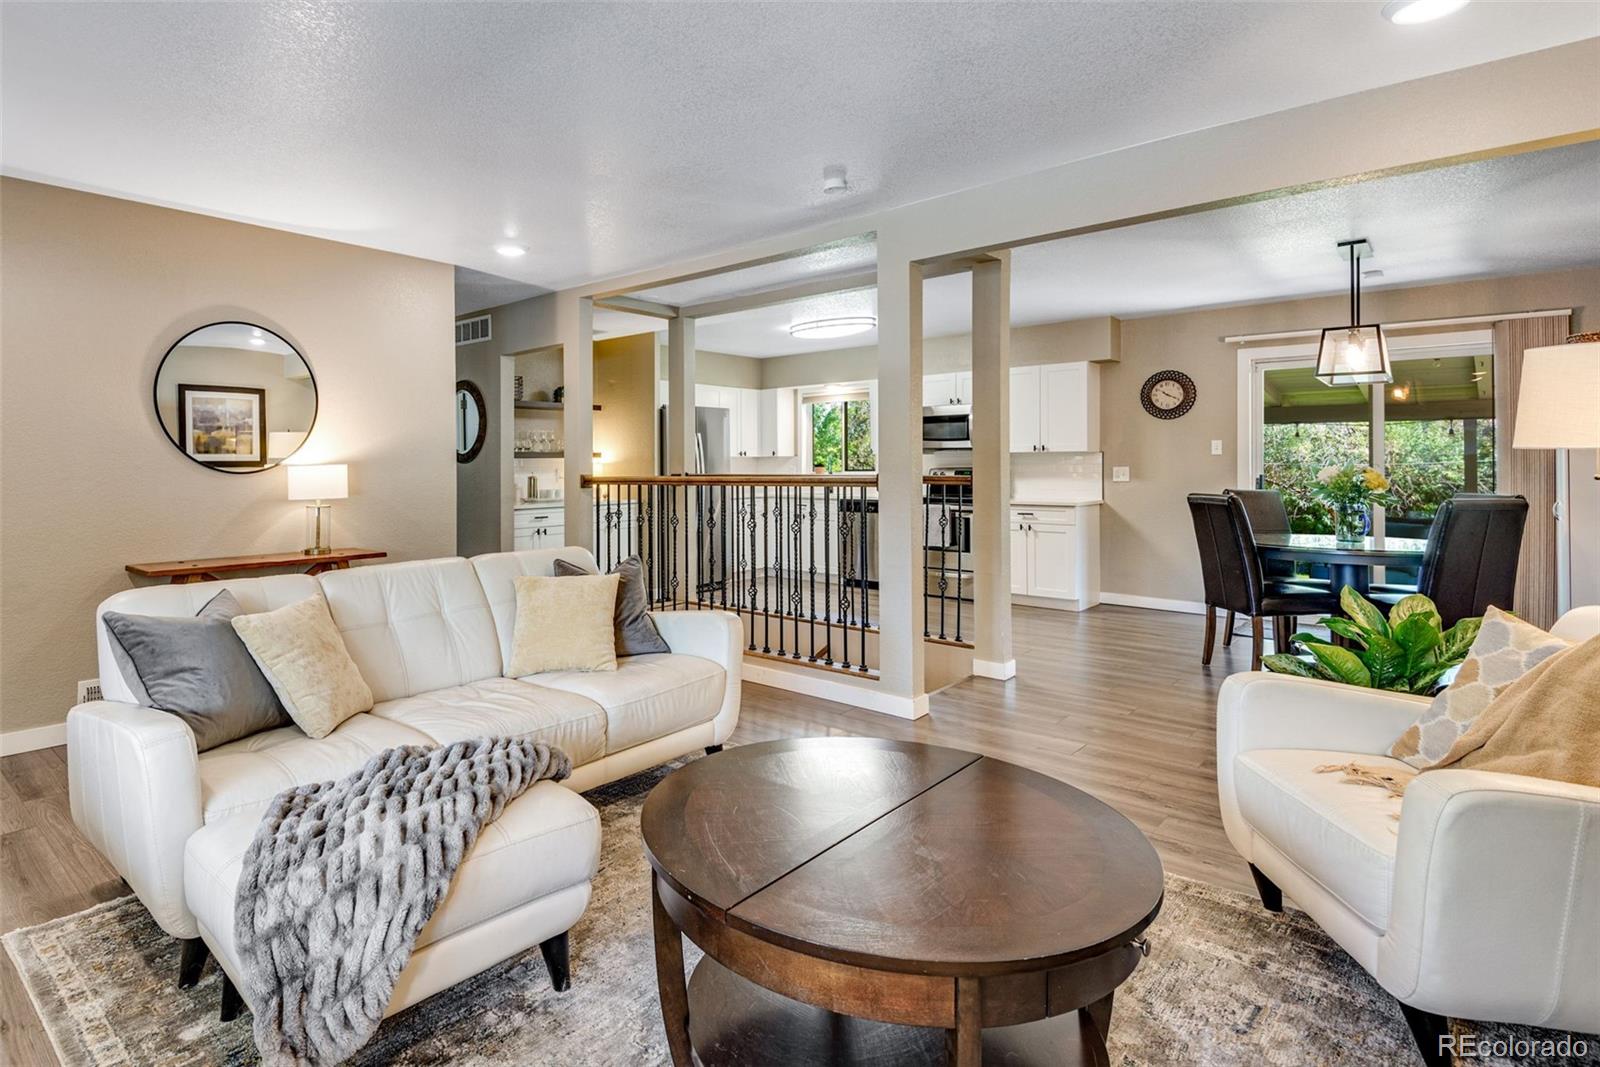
[821, 165, 850, 195]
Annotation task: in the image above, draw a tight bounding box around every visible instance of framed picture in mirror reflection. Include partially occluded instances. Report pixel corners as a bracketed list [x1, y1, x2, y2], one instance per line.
[178, 383, 266, 467]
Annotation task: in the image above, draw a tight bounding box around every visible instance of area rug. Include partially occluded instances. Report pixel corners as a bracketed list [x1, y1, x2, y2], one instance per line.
[7, 758, 1595, 1067]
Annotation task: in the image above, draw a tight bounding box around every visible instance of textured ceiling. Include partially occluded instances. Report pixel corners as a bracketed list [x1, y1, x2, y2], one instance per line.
[678, 141, 1600, 357]
[4, 3, 1596, 294]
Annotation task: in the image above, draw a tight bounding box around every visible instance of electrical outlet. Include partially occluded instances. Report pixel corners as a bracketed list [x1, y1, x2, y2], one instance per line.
[76, 678, 103, 704]
[1210, 440, 1224, 456]
[1112, 466, 1131, 483]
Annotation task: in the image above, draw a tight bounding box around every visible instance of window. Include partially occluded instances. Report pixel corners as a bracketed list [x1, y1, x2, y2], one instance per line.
[810, 399, 875, 472]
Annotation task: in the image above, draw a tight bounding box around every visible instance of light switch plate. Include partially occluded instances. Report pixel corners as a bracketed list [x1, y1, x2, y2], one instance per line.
[1210, 440, 1224, 455]
[1112, 466, 1130, 482]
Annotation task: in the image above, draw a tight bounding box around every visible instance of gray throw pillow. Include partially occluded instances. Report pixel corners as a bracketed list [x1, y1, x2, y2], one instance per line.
[553, 555, 671, 657]
[102, 589, 290, 751]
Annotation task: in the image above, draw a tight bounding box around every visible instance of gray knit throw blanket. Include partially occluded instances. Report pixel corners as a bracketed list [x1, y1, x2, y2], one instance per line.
[235, 737, 571, 1067]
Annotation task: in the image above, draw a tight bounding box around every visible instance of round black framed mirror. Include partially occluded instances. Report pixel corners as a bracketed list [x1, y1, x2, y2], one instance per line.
[456, 380, 487, 463]
[153, 321, 317, 473]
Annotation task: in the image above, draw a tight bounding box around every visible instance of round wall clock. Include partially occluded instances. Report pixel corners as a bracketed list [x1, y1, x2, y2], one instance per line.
[1140, 370, 1196, 419]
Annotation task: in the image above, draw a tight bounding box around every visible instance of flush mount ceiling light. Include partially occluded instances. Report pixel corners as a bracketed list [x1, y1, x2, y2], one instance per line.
[1316, 238, 1392, 386]
[789, 316, 876, 340]
[494, 242, 528, 258]
[1382, 0, 1469, 24]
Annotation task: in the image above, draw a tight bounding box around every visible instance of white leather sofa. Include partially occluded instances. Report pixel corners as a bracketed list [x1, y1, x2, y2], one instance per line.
[68, 547, 741, 1016]
[1217, 605, 1600, 1066]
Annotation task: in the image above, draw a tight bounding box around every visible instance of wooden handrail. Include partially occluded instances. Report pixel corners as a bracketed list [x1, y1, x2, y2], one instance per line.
[922, 475, 973, 486]
[582, 474, 877, 487]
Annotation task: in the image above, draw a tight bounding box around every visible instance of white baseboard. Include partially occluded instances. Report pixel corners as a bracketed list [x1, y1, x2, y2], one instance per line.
[1099, 592, 1208, 615]
[972, 658, 1017, 680]
[0, 722, 67, 756]
[742, 660, 930, 720]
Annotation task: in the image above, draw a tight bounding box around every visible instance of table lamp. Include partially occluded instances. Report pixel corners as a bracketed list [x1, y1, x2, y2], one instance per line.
[1514, 340, 1600, 479]
[286, 463, 348, 555]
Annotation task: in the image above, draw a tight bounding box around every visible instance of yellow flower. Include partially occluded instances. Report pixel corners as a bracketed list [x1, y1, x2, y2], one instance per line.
[1362, 468, 1389, 491]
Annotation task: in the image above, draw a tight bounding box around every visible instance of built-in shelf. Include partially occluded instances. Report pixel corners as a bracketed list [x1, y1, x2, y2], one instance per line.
[514, 450, 563, 459]
[514, 401, 602, 412]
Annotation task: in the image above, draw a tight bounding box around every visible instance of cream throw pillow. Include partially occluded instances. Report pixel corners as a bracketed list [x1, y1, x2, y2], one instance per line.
[231, 595, 373, 739]
[1389, 606, 1571, 769]
[506, 573, 620, 676]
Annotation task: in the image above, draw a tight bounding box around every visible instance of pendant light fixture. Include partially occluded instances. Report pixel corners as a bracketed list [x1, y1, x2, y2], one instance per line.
[1316, 239, 1392, 386]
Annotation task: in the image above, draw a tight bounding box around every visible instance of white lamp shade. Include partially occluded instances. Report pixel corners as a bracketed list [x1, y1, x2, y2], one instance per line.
[1513, 342, 1600, 450]
[1316, 324, 1392, 385]
[267, 431, 307, 461]
[286, 463, 348, 501]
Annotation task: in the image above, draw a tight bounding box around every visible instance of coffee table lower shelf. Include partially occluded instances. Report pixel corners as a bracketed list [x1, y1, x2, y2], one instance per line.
[687, 957, 1099, 1067]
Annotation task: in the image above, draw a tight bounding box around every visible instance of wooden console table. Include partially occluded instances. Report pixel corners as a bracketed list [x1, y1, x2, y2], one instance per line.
[126, 548, 387, 584]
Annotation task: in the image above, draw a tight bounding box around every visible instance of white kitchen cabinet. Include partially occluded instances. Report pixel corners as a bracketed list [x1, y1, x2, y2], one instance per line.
[1009, 523, 1029, 595]
[735, 388, 761, 457]
[1009, 367, 1042, 453]
[513, 505, 565, 551]
[757, 388, 796, 457]
[1010, 361, 1099, 453]
[1028, 522, 1079, 599]
[1009, 505, 1098, 609]
[922, 372, 972, 407]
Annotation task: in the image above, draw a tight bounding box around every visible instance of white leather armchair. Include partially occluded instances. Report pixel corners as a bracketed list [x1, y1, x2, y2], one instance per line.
[1217, 607, 1600, 1065]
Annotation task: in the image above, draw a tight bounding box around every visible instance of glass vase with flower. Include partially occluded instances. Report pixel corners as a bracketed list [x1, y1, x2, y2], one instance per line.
[1313, 464, 1392, 545]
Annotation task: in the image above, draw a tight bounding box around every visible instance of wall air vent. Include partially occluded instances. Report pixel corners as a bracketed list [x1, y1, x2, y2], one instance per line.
[455, 315, 492, 346]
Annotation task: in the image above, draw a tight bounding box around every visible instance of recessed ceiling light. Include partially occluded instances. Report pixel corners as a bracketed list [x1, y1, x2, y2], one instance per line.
[1381, 0, 1469, 25]
[248, 327, 266, 346]
[789, 316, 876, 340]
[494, 242, 528, 258]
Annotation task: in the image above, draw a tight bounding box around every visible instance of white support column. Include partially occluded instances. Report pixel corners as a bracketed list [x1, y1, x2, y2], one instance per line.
[666, 316, 696, 475]
[874, 236, 928, 718]
[969, 253, 1015, 680]
[560, 294, 595, 550]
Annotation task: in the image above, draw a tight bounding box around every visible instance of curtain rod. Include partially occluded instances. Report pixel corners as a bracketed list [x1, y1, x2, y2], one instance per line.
[1222, 308, 1572, 345]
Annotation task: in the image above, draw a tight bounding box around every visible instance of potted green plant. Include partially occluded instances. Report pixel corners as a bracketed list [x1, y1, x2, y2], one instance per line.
[1314, 464, 1393, 545]
[1262, 587, 1481, 695]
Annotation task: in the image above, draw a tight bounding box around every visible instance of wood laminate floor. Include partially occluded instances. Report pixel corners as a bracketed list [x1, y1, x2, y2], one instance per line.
[0, 603, 1252, 1065]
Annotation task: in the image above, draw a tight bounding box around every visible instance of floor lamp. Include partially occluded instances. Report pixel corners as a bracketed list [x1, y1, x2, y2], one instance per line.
[1514, 340, 1600, 614]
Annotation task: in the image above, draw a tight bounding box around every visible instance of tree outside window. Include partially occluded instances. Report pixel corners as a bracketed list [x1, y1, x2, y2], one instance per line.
[811, 400, 875, 472]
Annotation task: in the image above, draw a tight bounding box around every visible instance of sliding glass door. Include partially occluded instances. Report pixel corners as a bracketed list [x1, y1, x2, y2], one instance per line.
[1243, 333, 1497, 580]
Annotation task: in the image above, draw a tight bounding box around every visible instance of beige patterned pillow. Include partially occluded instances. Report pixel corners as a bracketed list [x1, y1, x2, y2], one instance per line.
[1389, 606, 1571, 769]
[231, 595, 373, 739]
[506, 574, 621, 676]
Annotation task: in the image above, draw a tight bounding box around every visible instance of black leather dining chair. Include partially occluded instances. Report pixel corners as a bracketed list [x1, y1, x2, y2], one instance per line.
[1371, 494, 1528, 627]
[1189, 494, 1341, 670]
[1228, 487, 1330, 585]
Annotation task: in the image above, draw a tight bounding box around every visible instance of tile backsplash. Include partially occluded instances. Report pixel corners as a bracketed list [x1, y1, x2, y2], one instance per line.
[1011, 451, 1103, 502]
[515, 458, 563, 502]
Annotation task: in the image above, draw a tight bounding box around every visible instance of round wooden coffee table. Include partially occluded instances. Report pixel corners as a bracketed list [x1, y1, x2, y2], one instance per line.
[641, 737, 1164, 1066]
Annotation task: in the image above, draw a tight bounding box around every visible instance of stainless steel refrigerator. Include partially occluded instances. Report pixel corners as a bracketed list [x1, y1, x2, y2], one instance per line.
[657, 405, 731, 598]
[657, 405, 729, 474]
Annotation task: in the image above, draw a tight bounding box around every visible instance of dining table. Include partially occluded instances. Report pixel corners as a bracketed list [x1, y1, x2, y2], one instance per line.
[1254, 532, 1429, 596]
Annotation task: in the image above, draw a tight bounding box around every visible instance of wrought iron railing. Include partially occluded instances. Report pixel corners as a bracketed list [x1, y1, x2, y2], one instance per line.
[923, 475, 973, 647]
[581, 475, 877, 675]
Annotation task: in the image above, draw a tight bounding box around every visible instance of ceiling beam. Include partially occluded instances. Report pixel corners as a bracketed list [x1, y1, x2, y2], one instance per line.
[679, 268, 878, 320]
[592, 294, 678, 319]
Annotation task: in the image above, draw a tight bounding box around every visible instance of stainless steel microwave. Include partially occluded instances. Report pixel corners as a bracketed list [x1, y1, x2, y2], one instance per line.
[922, 405, 972, 450]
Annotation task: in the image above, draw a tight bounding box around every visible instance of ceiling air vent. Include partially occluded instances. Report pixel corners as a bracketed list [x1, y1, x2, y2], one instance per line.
[455, 315, 492, 346]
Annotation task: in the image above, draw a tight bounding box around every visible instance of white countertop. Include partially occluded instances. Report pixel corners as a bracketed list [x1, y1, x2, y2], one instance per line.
[515, 500, 564, 510]
[1010, 498, 1102, 507]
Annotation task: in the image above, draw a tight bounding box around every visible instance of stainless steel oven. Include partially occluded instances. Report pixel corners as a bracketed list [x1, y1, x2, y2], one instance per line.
[922, 405, 972, 451]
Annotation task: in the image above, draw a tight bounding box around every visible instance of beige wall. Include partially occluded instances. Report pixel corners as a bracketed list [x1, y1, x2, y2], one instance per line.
[456, 337, 512, 558]
[1, 178, 456, 736]
[1100, 266, 1599, 603]
[595, 333, 657, 477]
